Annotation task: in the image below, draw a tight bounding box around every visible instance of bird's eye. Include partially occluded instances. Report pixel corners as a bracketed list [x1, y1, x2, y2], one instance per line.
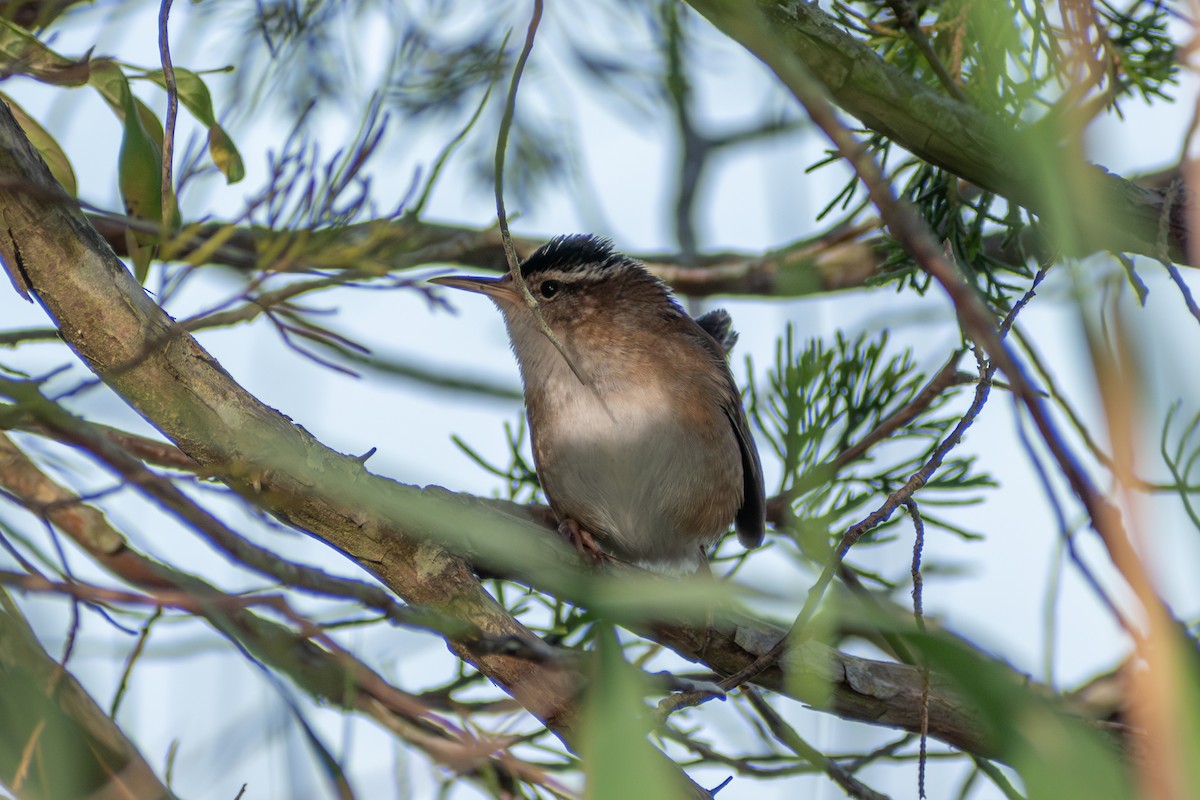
[540, 280, 562, 299]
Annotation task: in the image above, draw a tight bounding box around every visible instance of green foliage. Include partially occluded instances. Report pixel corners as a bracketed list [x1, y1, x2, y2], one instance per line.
[1161, 402, 1200, 532]
[582, 625, 683, 800]
[836, 0, 1177, 115]
[819, 0, 1179, 303]
[453, 417, 541, 504]
[912, 630, 1135, 800]
[747, 327, 993, 551]
[113, 67, 175, 283]
[0, 92, 76, 195]
[0, 18, 245, 192]
[1096, 0, 1178, 106]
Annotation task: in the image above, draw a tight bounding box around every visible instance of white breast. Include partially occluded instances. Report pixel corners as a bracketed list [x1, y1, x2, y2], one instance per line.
[538, 366, 734, 566]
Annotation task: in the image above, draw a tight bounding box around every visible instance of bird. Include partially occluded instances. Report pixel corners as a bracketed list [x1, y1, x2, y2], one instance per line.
[431, 234, 765, 571]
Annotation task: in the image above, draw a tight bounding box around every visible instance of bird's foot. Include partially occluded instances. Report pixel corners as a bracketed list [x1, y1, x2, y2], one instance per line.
[558, 518, 605, 563]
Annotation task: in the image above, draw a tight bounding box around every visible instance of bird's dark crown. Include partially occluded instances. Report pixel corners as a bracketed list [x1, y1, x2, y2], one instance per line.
[520, 234, 638, 281]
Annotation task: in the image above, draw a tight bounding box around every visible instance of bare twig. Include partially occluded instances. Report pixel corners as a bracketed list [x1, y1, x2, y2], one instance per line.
[0, 435, 577, 798]
[491, 0, 595, 394]
[493, 2, 540, 299]
[110, 606, 162, 717]
[904, 499, 929, 800]
[157, 0, 177, 226]
[0, 382, 522, 649]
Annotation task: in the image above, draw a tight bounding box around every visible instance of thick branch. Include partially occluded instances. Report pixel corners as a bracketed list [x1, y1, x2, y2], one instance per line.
[0, 430, 573, 798]
[0, 98, 721, 799]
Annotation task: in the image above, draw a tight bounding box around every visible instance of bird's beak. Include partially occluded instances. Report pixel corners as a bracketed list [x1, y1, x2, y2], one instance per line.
[429, 273, 520, 303]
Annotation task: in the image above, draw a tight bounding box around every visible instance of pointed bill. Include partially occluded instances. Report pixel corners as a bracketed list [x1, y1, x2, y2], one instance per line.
[429, 274, 520, 304]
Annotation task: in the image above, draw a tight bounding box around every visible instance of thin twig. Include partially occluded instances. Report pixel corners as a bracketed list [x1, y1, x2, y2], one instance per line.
[0, 379, 538, 651]
[904, 499, 928, 800]
[158, 0, 177, 226]
[883, 0, 968, 102]
[110, 606, 162, 717]
[491, 0, 604, 406]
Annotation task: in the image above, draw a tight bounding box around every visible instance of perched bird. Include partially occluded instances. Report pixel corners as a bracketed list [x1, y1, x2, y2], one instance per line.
[431, 235, 765, 571]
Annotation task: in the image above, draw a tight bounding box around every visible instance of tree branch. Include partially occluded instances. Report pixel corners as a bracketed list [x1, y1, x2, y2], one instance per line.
[685, 0, 1190, 265]
[0, 430, 576, 799]
[0, 96, 1139, 777]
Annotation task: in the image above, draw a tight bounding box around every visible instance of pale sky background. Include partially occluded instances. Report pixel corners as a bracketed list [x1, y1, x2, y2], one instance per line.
[3, 2, 1200, 798]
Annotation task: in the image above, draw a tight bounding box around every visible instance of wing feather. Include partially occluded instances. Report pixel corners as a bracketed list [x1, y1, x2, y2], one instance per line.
[692, 311, 766, 548]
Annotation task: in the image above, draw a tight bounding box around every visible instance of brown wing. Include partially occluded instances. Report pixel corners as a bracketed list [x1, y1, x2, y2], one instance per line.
[691, 312, 766, 549]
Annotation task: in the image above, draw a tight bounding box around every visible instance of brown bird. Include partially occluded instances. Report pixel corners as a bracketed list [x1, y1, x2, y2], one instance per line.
[431, 235, 765, 571]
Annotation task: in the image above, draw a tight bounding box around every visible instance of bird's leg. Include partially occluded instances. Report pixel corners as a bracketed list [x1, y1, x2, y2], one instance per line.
[558, 517, 604, 562]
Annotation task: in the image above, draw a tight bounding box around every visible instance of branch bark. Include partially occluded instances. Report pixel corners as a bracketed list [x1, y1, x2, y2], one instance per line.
[0, 99, 723, 799]
[0, 100, 585, 742]
[85, 211, 888, 297]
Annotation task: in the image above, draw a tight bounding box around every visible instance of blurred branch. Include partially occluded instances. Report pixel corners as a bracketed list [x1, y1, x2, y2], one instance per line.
[0, 386, 507, 648]
[0, 430, 575, 799]
[84, 209, 1045, 298]
[693, 0, 1169, 637]
[0, 153, 1040, 300]
[0, 586, 173, 800]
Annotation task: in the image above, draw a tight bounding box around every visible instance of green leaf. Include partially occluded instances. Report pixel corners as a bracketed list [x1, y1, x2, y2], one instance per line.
[0, 18, 91, 86]
[118, 90, 165, 226]
[0, 92, 76, 196]
[89, 61, 165, 149]
[142, 67, 216, 123]
[98, 62, 179, 284]
[582, 625, 683, 800]
[141, 67, 245, 184]
[207, 124, 245, 183]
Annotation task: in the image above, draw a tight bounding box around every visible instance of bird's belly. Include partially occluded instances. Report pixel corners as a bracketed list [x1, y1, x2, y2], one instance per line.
[534, 388, 741, 566]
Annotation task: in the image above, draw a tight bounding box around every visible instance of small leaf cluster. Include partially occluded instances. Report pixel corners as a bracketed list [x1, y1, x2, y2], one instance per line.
[834, 0, 1178, 116]
[747, 327, 993, 555]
